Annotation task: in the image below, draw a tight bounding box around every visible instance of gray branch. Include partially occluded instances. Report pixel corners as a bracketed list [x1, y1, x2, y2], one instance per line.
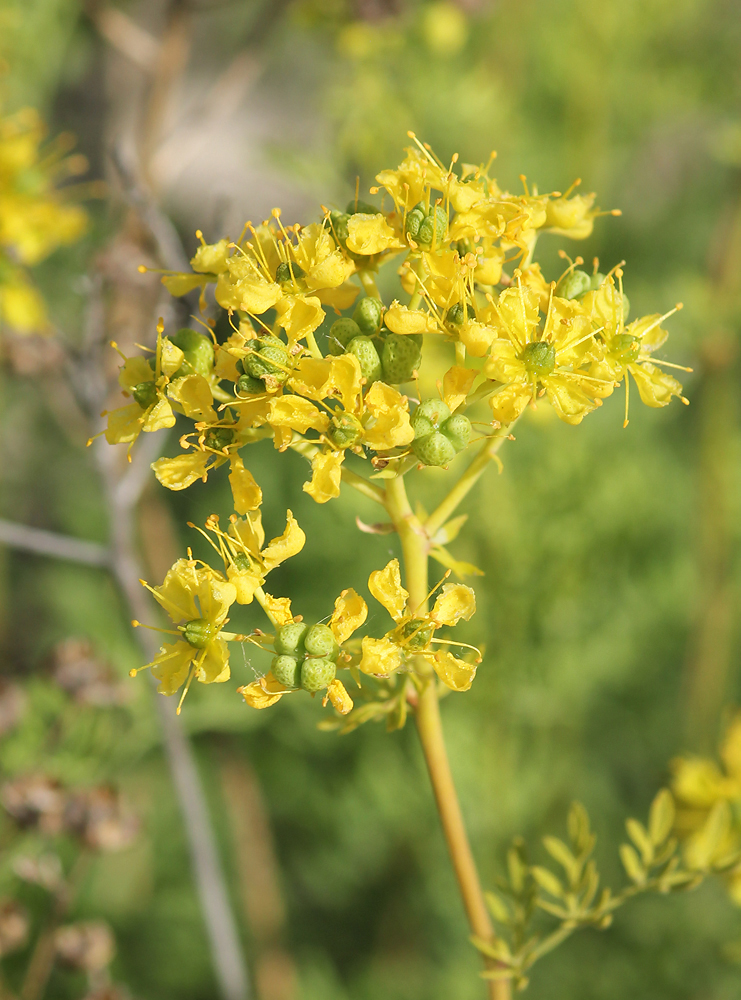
[0, 520, 110, 567]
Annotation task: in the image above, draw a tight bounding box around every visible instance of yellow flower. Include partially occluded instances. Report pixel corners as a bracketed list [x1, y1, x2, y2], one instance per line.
[360, 558, 478, 691]
[345, 214, 403, 255]
[544, 191, 599, 239]
[132, 559, 239, 712]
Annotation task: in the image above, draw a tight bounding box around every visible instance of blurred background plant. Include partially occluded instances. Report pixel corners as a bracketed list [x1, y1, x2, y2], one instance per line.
[1, 0, 741, 999]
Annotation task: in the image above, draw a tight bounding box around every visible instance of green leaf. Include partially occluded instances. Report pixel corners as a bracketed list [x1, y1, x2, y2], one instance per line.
[626, 818, 654, 866]
[430, 513, 469, 545]
[684, 800, 731, 871]
[543, 836, 577, 879]
[471, 935, 513, 963]
[485, 891, 511, 924]
[648, 789, 675, 846]
[430, 545, 484, 578]
[619, 843, 646, 884]
[567, 802, 591, 853]
[531, 866, 564, 899]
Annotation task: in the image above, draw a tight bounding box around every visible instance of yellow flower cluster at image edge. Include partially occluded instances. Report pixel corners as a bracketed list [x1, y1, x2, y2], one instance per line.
[110, 137, 687, 721]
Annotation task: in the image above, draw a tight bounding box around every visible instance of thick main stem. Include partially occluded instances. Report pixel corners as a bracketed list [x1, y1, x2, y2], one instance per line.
[384, 476, 510, 1000]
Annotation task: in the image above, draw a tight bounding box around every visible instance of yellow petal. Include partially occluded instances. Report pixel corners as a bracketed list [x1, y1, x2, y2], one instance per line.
[289, 357, 333, 400]
[431, 583, 476, 626]
[151, 641, 195, 696]
[195, 638, 231, 684]
[329, 354, 363, 412]
[229, 455, 262, 514]
[216, 267, 282, 314]
[152, 558, 202, 621]
[671, 757, 729, 808]
[262, 510, 306, 570]
[458, 320, 496, 358]
[488, 383, 530, 426]
[368, 558, 408, 621]
[274, 294, 325, 345]
[142, 397, 176, 433]
[359, 636, 403, 676]
[303, 449, 344, 503]
[118, 355, 154, 391]
[442, 365, 477, 412]
[238, 679, 284, 709]
[1, 280, 48, 333]
[306, 249, 355, 290]
[105, 403, 143, 445]
[168, 374, 216, 422]
[384, 302, 437, 335]
[329, 588, 368, 644]
[721, 714, 741, 781]
[267, 395, 329, 434]
[260, 593, 294, 627]
[152, 451, 211, 490]
[482, 339, 523, 383]
[194, 573, 236, 627]
[226, 566, 262, 605]
[162, 273, 209, 297]
[229, 511, 265, 553]
[316, 282, 359, 310]
[345, 214, 403, 255]
[326, 679, 353, 715]
[191, 238, 230, 274]
[545, 376, 600, 425]
[432, 650, 477, 692]
[160, 338, 185, 378]
[629, 362, 683, 408]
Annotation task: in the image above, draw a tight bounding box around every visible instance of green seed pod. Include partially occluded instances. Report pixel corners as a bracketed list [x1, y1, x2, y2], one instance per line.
[275, 261, 306, 285]
[275, 622, 310, 656]
[271, 654, 301, 689]
[381, 333, 422, 383]
[132, 380, 158, 409]
[204, 427, 235, 451]
[328, 317, 361, 356]
[300, 656, 337, 693]
[416, 206, 448, 249]
[183, 618, 218, 649]
[405, 204, 426, 240]
[303, 623, 339, 660]
[346, 199, 378, 215]
[611, 333, 640, 363]
[411, 398, 451, 436]
[236, 374, 266, 395]
[412, 431, 457, 468]
[352, 297, 383, 336]
[169, 328, 215, 378]
[445, 302, 472, 326]
[441, 413, 472, 452]
[346, 336, 382, 384]
[233, 553, 252, 572]
[521, 341, 556, 378]
[329, 211, 350, 246]
[558, 269, 591, 300]
[398, 618, 435, 651]
[590, 272, 607, 290]
[327, 411, 363, 449]
[244, 338, 289, 383]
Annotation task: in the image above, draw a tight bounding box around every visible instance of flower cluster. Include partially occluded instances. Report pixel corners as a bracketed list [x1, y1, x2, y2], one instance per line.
[112, 136, 687, 719]
[0, 107, 89, 335]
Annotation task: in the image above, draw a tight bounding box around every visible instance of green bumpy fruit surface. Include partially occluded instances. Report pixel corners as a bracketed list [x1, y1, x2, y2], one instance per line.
[328, 317, 361, 356]
[244, 338, 289, 383]
[275, 261, 305, 284]
[346, 336, 382, 384]
[271, 654, 301, 689]
[328, 412, 363, 449]
[169, 328, 215, 378]
[300, 656, 337, 693]
[352, 297, 383, 335]
[441, 413, 471, 452]
[132, 380, 158, 409]
[412, 431, 457, 467]
[183, 618, 218, 649]
[411, 399, 451, 436]
[381, 333, 422, 383]
[274, 622, 310, 656]
[204, 427, 235, 451]
[346, 199, 378, 215]
[303, 624, 339, 660]
[558, 269, 591, 300]
[236, 374, 265, 395]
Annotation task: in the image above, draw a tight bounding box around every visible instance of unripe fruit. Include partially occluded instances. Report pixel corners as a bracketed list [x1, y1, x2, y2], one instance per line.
[236, 374, 266, 395]
[416, 206, 448, 248]
[611, 333, 640, 364]
[346, 199, 378, 215]
[244, 338, 289, 384]
[303, 624, 339, 660]
[275, 261, 306, 284]
[346, 336, 382, 384]
[183, 618, 217, 648]
[271, 654, 301, 689]
[328, 317, 361, 356]
[381, 333, 422, 383]
[352, 297, 383, 336]
[398, 618, 435, 651]
[558, 269, 591, 300]
[411, 399, 451, 435]
[327, 411, 363, 449]
[274, 622, 310, 656]
[300, 656, 336, 693]
[329, 211, 350, 246]
[132, 380, 158, 409]
[441, 413, 471, 452]
[521, 341, 556, 378]
[204, 427, 235, 451]
[169, 328, 215, 378]
[412, 431, 456, 467]
[445, 302, 472, 326]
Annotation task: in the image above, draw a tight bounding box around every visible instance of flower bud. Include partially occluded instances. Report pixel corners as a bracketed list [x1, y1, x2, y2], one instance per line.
[557, 269, 591, 300]
[352, 296, 383, 336]
[327, 411, 363, 448]
[300, 656, 336, 693]
[169, 328, 215, 378]
[183, 617, 218, 648]
[521, 341, 556, 378]
[132, 380, 158, 409]
[381, 332, 422, 383]
[346, 336, 382, 384]
[441, 413, 471, 452]
[275, 621, 310, 656]
[413, 431, 457, 467]
[271, 654, 301, 689]
[204, 427, 235, 451]
[328, 317, 361, 356]
[303, 623, 339, 660]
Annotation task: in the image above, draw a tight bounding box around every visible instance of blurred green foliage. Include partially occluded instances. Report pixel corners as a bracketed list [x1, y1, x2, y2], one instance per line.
[2, 0, 741, 998]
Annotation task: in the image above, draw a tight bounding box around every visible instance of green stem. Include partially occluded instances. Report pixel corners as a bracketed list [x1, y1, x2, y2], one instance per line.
[305, 329, 323, 360]
[358, 270, 381, 299]
[384, 473, 510, 1000]
[288, 438, 386, 505]
[425, 431, 510, 538]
